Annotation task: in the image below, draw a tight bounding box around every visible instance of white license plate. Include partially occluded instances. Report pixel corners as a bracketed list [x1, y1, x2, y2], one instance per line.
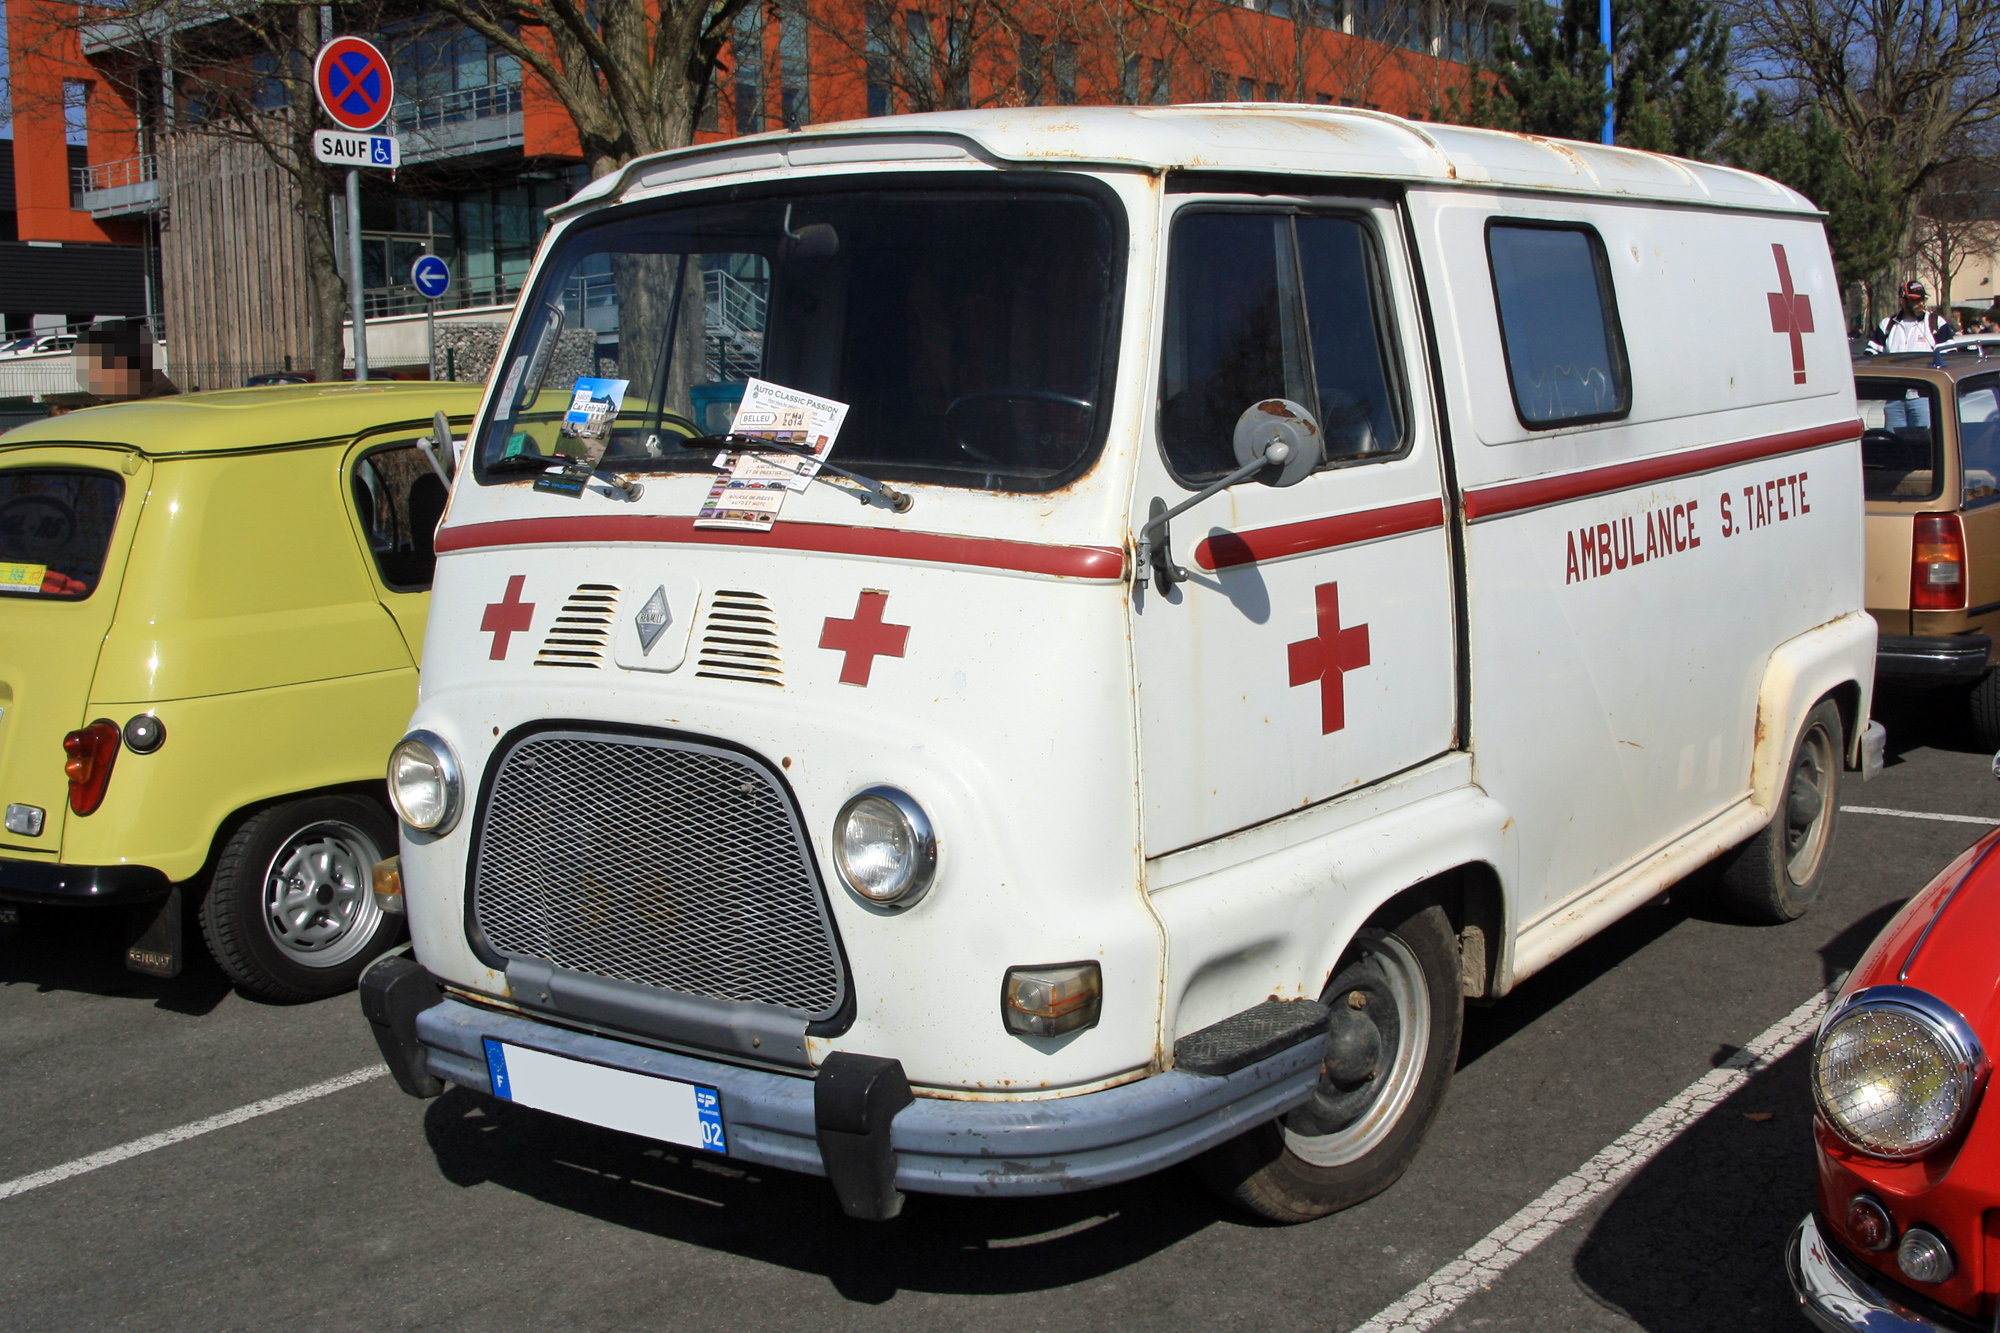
[482, 1038, 726, 1154]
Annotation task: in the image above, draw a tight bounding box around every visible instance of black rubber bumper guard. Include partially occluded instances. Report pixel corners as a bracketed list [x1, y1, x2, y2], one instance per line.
[0, 858, 171, 906]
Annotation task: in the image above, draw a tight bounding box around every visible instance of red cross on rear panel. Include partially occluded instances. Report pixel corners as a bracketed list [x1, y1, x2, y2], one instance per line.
[1767, 244, 1815, 385]
[1288, 582, 1370, 735]
[820, 590, 910, 686]
[481, 574, 535, 660]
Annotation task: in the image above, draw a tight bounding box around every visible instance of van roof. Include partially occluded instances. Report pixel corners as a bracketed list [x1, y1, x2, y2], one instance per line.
[0, 381, 486, 457]
[572, 105, 1819, 219]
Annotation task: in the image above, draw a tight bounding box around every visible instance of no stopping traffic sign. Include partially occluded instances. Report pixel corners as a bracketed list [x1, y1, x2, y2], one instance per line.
[314, 37, 395, 132]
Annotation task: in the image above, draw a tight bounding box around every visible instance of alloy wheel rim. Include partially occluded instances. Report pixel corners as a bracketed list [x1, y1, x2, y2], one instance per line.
[259, 820, 383, 968]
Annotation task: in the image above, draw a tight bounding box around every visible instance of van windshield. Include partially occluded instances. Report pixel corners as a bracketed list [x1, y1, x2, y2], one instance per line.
[0, 468, 123, 600]
[476, 179, 1122, 493]
[1858, 378, 1943, 502]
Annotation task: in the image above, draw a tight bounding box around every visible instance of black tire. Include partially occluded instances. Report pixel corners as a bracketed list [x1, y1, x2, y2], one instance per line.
[1194, 896, 1464, 1223]
[198, 795, 402, 1002]
[1718, 698, 1843, 925]
[1968, 669, 2000, 752]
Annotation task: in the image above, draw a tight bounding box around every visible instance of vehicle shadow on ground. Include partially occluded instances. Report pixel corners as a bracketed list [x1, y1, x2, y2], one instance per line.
[0, 908, 234, 1015]
[1566, 901, 1903, 1332]
[1875, 686, 1987, 760]
[421, 1085, 1248, 1302]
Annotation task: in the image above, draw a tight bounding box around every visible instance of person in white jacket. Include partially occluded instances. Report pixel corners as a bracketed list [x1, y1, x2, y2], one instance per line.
[1868, 280, 1957, 353]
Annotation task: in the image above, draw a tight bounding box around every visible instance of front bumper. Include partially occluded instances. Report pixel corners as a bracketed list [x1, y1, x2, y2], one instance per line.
[1876, 633, 1993, 686]
[1787, 1214, 1988, 1333]
[414, 994, 1324, 1198]
[0, 857, 171, 906]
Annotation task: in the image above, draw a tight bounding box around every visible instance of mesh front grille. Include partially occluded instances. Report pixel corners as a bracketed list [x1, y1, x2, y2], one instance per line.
[471, 729, 844, 1018]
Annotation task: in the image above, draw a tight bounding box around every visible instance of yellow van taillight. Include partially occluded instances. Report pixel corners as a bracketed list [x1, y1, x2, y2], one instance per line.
[1912, 513, 1967, 612]
[61, 719, 121, 815]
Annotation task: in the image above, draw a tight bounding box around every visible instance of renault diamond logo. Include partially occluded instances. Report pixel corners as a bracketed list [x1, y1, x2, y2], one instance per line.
[635, 585, 671, 655]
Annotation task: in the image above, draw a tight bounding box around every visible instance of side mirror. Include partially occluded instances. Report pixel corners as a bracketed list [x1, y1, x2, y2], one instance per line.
[783, 223, 841, 260]
[1232, 398, 1322, 487]
[1136, 398, 1326, 596]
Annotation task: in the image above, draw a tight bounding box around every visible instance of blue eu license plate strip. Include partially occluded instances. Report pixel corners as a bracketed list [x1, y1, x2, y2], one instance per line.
[482, 1037, 725, 1154]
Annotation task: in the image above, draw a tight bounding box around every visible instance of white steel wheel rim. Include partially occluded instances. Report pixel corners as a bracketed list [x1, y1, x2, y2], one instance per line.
[259, 820, 384, 968]
[1784, 722, 1836, 886]
[1283, 931, 1432, 1169]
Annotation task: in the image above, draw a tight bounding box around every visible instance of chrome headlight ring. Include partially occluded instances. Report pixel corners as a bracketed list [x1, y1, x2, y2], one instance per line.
[386, 729, 464, 835]
[1812, 984, 1989, 1160]
[831, 785, 938, 908]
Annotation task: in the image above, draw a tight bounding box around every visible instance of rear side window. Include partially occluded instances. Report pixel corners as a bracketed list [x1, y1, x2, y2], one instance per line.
[1159, 209, 1405, 484]
[1958, 377, 2000, 506]
[351, 443, 448, 591]
[1858, 379, 1943, 502]
[1486, 221, 1631, 428]
[0, 468, 124, 600]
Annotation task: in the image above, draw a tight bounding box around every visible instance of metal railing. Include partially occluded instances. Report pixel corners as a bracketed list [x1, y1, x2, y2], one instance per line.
[71, 153, 159, 197]
[363, 270, 526, 320]
[393, 82, 524, 132]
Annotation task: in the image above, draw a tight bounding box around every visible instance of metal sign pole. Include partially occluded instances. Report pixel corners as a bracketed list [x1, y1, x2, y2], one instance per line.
[347, 167, 368, 381]
[427, 297, 436, 379]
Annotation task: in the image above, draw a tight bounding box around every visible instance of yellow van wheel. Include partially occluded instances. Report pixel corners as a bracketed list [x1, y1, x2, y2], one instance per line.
[198, 795, 404, 1002]
[1194, 895, 1463, 1222]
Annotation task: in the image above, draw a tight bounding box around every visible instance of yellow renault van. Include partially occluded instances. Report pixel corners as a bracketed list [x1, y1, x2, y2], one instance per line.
[0, 382, 479, 999]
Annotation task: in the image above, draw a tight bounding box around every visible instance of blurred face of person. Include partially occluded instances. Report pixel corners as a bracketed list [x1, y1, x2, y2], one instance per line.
[75, 344, 146, 400]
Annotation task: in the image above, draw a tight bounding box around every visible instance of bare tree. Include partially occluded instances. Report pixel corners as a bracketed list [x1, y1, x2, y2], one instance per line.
[1731, 0, 2000, 312]
[1907, 151, 2000, 312]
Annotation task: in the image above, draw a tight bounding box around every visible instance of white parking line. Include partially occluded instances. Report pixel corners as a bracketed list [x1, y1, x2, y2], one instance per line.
[0, 1065, 386, 1202]
[1349, 985, 1834, 1333]
[1842, 805, 2000, 826]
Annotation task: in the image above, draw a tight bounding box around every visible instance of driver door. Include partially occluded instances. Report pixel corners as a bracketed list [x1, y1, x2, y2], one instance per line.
[1131, 194, 1458, 856]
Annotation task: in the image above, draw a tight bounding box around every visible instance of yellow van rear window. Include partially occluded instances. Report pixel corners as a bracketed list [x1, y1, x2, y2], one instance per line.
[0, 469, 123, 600]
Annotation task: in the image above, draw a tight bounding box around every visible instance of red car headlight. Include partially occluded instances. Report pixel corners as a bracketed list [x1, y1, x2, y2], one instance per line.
[1812, 986, 1988, 1159]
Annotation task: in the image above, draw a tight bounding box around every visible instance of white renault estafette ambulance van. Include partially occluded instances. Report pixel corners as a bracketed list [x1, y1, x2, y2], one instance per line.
[360, 105, 1876, 1223]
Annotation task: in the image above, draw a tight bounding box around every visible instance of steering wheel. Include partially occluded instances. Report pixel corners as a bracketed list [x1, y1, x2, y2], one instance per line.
[944, 389, 1095, 466]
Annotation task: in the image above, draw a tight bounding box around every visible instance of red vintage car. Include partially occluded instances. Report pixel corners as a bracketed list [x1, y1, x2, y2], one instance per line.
[1790, 818, 2000, 1331]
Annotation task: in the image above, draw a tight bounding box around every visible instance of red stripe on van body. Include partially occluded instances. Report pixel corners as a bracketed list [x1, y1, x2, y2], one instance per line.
[433, 515, 1129, 581]
[1192, 498, 1446, 571]
[1460, 419, 1862, 522]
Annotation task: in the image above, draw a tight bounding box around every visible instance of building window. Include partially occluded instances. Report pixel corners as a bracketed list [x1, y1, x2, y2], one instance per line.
[63, 82, 88, 146]
[1053, 40, 1077, 105]
[866, 2, 895, 116]
[733, 7, 763, 134]
[1486, 221, 1632, 428]
[1150, 57, 1171, 104]
[1237, 75, 1254, 102]
[1121, 53, 1140, 103]
[1210, 71, 1229, 101]
[1266, 81, 1281, 101]
[946, 17, 970, 107]
[1019, 33, 1044, 105]
[780, 0, 810, 127]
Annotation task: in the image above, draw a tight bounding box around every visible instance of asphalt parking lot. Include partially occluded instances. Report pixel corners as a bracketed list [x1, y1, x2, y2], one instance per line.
[3, 689, 1995, 1333]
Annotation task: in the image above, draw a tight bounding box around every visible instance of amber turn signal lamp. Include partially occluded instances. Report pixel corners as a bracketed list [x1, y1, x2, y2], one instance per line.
[1845, 1194, 1895, 1252]
[61, 718, 122, 816]
[371, 857, 405, 915]
[1912, 513, 1968, 611]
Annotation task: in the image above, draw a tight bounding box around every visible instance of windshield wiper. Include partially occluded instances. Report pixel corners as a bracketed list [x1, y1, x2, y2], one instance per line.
[681, 432, 913, 513]
[486, 451, 576, 475]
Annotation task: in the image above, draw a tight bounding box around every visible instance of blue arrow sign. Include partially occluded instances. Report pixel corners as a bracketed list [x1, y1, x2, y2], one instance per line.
[411, 254, 452, 300]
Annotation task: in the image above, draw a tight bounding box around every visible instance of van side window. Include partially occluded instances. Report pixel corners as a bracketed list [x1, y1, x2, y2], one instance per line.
[1485, 222, 1631, 428]
[1159, 209, 1404, 484]
[1858, 378, 1943, 502]
[1959, 377, 2000, 506]
[351, 444, 447, 592]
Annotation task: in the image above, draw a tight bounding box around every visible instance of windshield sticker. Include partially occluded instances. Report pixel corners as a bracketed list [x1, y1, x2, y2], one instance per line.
[562, 377, 629, 447]
[695, 380, 851, 532]
[493, 356, 527, 422]
[0, 562, 47, 593]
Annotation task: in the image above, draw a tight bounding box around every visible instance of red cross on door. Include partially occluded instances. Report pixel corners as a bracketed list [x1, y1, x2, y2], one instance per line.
[1767, 244, 1815, 386]
[481, 575, 535, 660]
[820, 590, 910, 686]
[1288, 582, 1370, 734]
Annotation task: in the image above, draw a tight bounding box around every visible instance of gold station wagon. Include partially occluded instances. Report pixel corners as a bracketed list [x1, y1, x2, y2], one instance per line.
[0, 383, 480, 999]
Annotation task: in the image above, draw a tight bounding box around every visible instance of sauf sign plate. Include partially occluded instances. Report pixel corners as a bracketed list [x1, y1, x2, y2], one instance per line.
[313, 129, 399, 169]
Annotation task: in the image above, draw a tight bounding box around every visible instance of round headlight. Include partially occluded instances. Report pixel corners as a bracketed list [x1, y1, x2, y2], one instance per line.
[832, 786, 936, 906]
[1812, 986, 1987, 1159]
[387, 730, 462, 834]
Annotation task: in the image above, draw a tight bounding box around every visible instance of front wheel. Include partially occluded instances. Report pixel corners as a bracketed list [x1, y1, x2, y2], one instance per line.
[1195, 897, 1463, 1222]
[1718, 698, 1843, 924]
[199, 795, 402, 1002]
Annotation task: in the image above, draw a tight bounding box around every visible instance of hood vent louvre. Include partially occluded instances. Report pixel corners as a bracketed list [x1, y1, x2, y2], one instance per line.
[694, 590, 783, 687]
[534, 584, 619, 669]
